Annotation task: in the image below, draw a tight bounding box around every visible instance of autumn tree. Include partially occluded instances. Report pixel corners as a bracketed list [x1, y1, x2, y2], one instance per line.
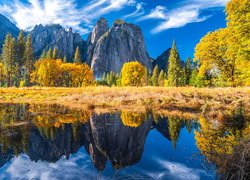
[121, 61, 146, 86]
[167, 41, 182, 87]
[32, 59, 94, 87]
[151, 65, 159, 86]
[74, 46, 81, 64]
[31, 59, 62, 87]
[194, 0, 250, 86]
[0, 63, 4, 87]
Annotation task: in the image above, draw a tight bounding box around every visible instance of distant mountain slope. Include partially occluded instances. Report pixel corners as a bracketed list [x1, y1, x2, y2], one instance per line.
[0, 14, 20, 51]
[30, 24, 86, 61]
[153, 48, 171, 71]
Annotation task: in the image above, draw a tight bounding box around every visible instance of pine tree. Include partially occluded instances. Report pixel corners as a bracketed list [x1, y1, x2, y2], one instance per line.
[74, 46, 81, 64]
[63, 56, 67, 63]
[167, 41, 182, 87]
[183, 57, 193, 85]
[24, 34, 33, 86]
[52, 47, 58, 59]
[158, 70, 165, 87]
[17, 31, 26, 63]
[151, 65, 159, 86]
[1, 34, 16, 87]
[16, 31, 26, 81]
[40, 50, 46, 59]
[46, 48, 53, 59]
[143, 68, 149, 86]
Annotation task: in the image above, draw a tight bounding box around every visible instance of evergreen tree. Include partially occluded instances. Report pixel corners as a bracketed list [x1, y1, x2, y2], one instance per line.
[158, 70, 165, 87]
[74, 46, 81, 64]
[63, 55, 67, 63]
[16, 31, 26, 81]
[143, 68, 149, 86]
[183, 57, 193, 85]
[52, 47, 58, 59]
[24, 34, 33, 86]
[16, 31, 26, 64]
[1, 34, 16, 87]
[40, 50, 46, 59]
[46, 48, 53, 59]
[151, 65, 159, 86]
[167, 41, 182, 87]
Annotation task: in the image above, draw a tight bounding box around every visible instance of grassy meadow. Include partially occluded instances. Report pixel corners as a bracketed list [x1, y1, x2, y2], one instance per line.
[0, 86, 249, 118]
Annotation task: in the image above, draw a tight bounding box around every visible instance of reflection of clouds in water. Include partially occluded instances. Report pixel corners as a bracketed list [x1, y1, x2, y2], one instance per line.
[0, 148, 99, 180]
[0, 150, 212, 180]
[119, 159, 212, 180]
[156, 160, 208, 180]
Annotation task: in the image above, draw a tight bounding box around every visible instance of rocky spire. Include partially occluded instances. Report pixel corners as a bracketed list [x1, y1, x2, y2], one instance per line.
[88, 19, 153, 77]
[86, 18, 109, 65]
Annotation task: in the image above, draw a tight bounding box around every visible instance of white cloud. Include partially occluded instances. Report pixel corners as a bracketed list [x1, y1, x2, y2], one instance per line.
[151, 7, 210, 34]
[139, 0, 230, 33]
[123, 2, 145, 19]
[0, 0, 136, 35]
[138, 5, 166, 21]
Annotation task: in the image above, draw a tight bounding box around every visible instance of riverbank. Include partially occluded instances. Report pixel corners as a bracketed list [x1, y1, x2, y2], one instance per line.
[0, 87, 249, 117]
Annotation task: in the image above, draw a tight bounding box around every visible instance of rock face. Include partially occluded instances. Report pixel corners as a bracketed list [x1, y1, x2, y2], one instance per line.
[87, 19, 153, 77]
[153, 48, 171, 71]
[30, 24, 86, 61]
[0, 14, 19, 51]
[86, 18, 109, 65]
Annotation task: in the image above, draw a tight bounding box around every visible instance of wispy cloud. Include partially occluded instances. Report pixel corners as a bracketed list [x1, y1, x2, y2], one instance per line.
[0, 0, 136, 34]
[123, 2, 145, 19]
[139, 0, 230, 33]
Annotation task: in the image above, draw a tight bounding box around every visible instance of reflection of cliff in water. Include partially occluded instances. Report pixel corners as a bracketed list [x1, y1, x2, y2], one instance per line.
[88, 113, 152, 170]
[0, 103, 191, 171]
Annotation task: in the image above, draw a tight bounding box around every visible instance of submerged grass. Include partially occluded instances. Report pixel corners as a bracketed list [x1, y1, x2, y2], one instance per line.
[0, 86, 249, 117]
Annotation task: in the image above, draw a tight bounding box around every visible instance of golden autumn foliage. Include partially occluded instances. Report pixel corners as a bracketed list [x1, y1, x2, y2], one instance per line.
[194, 0, 250, 86]
[121, 61, 147, 86]
[195, 116, 250, 165]
[31, 59, 95, 87]
[121, 111, 146, 127]
[0, 63, 5, 86]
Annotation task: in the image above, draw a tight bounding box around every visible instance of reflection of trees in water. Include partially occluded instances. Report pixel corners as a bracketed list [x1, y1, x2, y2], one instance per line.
[1, 103, 247, 176]
[121, 111, 147, 127]
[194, 112, 250, 179]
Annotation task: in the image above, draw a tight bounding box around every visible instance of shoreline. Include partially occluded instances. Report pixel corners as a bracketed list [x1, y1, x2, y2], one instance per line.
[0, 87, 249, 117]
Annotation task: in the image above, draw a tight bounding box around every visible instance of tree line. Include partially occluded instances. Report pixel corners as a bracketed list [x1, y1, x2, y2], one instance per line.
[0, 0, 248, 88]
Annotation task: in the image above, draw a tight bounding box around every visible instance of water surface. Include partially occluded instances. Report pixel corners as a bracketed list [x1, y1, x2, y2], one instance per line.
[0, 104, 248, 180]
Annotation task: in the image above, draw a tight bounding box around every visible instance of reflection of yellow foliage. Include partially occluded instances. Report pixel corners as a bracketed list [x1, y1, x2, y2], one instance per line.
[121, 111, 146, 127]
[195, 117, 237, 157]
[30, 104, 91, 128]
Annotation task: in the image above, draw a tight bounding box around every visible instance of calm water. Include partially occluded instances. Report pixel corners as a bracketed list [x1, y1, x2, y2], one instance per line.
[0, 104, 249, 180]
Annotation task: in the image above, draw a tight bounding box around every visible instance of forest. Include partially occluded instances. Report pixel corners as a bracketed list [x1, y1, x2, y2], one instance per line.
[0, 0, 249, 88]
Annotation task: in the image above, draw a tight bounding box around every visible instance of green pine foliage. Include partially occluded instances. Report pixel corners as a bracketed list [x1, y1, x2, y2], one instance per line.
[24, 34, 34, 86]
[167, 41, 182, 87]
[151, 65, 159, 86]
[74, 46, 81, 64]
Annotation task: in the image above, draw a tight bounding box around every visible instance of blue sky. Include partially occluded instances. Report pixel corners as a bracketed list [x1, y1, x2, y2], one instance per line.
[0, 0, 229, 59]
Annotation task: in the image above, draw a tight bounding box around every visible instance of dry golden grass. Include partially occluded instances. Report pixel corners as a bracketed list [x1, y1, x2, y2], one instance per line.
[0, 86, 249, 116]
